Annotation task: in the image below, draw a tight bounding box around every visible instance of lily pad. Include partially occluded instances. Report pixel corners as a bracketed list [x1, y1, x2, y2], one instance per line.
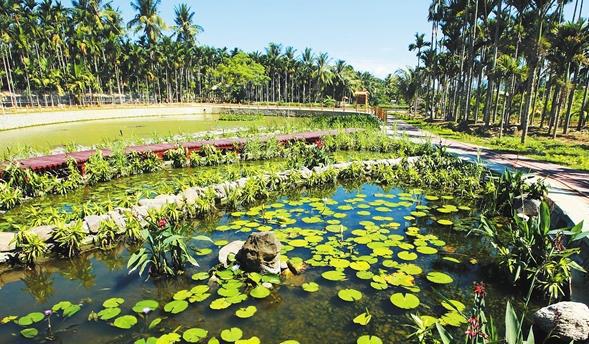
[103, 298, 124, 308]
[437, 219, 453, 226]
[132, 300, 159, 313]
[20, 328, 38, 339]
[390, 293, 420, 309]
[164, 300, 189, 314]
[426, 272, 454, 284]
[183, 328, 209, 343]
[235, 306, 257, 319]
[338, 289, 363, 302]
[322, 270, 347, 281]
[349, 261, 371, 271]
[113, 315, 137, 329]
[16, 312, 44, 326]
[357, 335, 383, 344]
[220, 327, 243, 342]
[302, 282, 320, 292]
[210, 298, 232, 310]
[98, 307, 121, 320]
[353, 310, 372, 325]
[249, 286, 271, 299]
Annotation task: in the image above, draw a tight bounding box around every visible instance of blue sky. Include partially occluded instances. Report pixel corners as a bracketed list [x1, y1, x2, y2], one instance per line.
[95, 1, 587, 78]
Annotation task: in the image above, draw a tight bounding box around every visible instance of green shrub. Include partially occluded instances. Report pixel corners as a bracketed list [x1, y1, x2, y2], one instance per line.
[85, 151, 113, 185]
[165, 147, 188, 168]
[51, 221, 86, 257]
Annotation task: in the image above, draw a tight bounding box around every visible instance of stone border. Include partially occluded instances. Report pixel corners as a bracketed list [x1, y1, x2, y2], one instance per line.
[0, 157, 415, 265]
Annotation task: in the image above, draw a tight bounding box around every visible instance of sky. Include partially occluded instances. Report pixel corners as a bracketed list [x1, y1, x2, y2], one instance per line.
[85, 1, 588, 79]
[93, 0, 433, 78]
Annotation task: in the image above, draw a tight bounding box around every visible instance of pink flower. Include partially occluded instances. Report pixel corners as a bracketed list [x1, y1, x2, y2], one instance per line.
[473, 282, 487, 298]
[157, 218, 167, 229]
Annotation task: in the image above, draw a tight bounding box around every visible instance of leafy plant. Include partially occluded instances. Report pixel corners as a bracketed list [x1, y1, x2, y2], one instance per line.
[475, 202, 586, 301]
[96, 219, 119, 250]
[50, 221, 86, 257]
[85, 151, 113, 185]
[127, 215, 207, 277]
[11, 228, 47, 266]
[165, 147, 188, 168]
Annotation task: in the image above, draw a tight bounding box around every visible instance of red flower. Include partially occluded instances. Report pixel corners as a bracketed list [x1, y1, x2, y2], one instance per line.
[473, 282, 487, 298]
[157, 218, 168, 229]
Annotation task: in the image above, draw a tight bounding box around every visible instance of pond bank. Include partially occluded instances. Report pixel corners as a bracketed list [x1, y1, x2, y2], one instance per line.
[0, 104, 371, 131]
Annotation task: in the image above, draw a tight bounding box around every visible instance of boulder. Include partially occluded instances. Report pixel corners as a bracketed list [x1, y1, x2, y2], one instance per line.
[0, 232, 16, 252]
[83, 214, 110, 234]
[30, 225, 55, 241]
[514, 195, 541, 217]
[218, 240, 245, 268]
[235, 232, 282, 274]
[534, 301, 589, 343]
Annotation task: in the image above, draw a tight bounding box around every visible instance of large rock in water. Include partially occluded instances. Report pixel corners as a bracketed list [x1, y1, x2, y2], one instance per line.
[235, 232, 282, 274]
[218, 240, 245, 268]
[534, 302, 589, 343]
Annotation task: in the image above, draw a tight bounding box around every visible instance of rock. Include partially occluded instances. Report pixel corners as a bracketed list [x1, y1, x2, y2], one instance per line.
[235, 232, 282, 274]
[218, 240, 245, 268]
[138, 195, 177, 211]
[0, 232, 16, 252]
[181, 188, 200, 205]
[514, 195, 541, 217]
[30, 225, 55, 241]
[108, 210, 127, 234]
[83, 215, 110, 234]
[534, 301, 589, 343]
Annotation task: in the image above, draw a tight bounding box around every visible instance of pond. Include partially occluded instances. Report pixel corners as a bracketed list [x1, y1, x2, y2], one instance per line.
[0, 151, 398, 231]
[0, 181, 521, 343]
[0, 115, 303, 156]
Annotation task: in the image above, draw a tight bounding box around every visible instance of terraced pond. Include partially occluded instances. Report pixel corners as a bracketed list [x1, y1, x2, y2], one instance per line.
[0, 115, 303, 157]
[0, 181, 521, 343]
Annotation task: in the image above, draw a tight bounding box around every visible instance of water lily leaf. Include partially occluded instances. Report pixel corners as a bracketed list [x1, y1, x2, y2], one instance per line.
[356, 271, 374, 280]
[338, 288, 363, 302]
[220, 327, 243, 342]
[183, 328, 209, 343]
[52, 301, 73, 312]
[149, 318, 162, 329]
[437, 219, 453, 226]
[330, 258, 350, 269]
[226, 294, 248, 304]
[440, 311, 467, 327]
[20, 328, 38, 339]
[235, 306, 257, 319]
[63, 304, 81, 318]
[132, 300, 159, 313]
[289, 239, 308, 247]
[353, 310, 372, 326]
[279, 341, 300, 344]
[156, 333, 181, 344]
[103, 298, 125, 308]
[357, 335, 383, 344]
[218, 287, 241, 298]
[398, 251, 418, 261]
[442, 257, 460, 263]
[210, 298, 232, 310]
[164, 300, 189, 314]
[322, 270, 347, 281]
[208, 337, 221, 344]
[192, 272, 210, 281]
[236, 337, 261, 344]
[249, 286, 271, 299]
[426, 272, 454, 284]
[16, 312, 44, 326]
[113, 315, 138, 329]
[390, 293, 420, 309]
[416, 246, 438, 255]
[350, 261, 371, 271]
[302, 282, 320, 292]
[98, 307, 121, 320]
[174, 290, 193, 300]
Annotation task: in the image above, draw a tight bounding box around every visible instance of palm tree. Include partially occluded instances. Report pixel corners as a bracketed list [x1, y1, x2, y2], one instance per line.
[129, 0, 166, 46]
[408, 33, 430, 114]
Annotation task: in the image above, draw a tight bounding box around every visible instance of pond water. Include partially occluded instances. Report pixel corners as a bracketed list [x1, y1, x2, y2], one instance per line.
[0, 115, 303, 155]
[0, 151, 397, 231]
[0, 181, 520, 343]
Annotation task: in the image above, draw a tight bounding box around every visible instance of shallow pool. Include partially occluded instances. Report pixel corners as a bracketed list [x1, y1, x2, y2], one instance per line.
[0, 115, 303, 155]
[0, 182, 524, 343]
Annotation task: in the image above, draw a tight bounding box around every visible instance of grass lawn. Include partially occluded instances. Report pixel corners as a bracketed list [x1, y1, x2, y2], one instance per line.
[393, 114, 589, 171]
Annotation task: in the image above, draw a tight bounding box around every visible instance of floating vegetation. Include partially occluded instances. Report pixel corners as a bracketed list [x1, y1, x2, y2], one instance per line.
[0, 179, 510, 343]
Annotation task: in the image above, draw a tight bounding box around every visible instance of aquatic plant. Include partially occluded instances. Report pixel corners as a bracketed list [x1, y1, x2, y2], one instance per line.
[475, 202, 586, 301]
[0, 181, 22, 210]
[165, 147, 188, 168]
[11, 228, 47, 266]
[96, 219, 120, 250]
[85, 151, 113, 185]
[127, 215, 205, 277]
[287, 141, 333, 169]
[50, 221, 86, 258]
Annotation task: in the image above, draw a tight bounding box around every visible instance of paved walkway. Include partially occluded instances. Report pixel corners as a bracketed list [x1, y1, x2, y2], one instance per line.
[386, 116, 589, 231]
